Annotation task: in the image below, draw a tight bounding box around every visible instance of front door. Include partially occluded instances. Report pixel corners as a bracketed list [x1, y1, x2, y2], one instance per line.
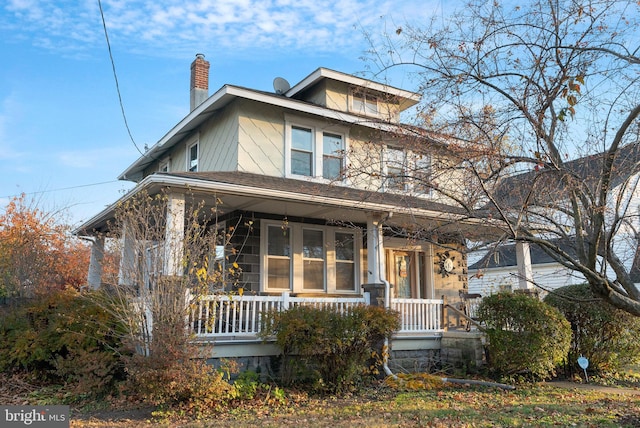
[387, 248, 433, 299]
[394, 252, 413, 298]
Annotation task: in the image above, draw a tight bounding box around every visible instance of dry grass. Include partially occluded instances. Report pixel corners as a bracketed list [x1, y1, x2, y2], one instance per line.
[4, 371, 638, 427]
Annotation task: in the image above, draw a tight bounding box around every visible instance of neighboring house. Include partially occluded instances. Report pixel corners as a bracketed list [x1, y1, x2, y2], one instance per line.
[468, 144, 640, 298]
[75, 55, 494, 366]
[467, 240, 587, 297]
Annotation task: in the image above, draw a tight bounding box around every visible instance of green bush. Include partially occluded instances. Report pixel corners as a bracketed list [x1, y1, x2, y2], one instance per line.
[477, 292, 571, 381]
[260, 305, 400, 393]
[0, 289, 127, 396]
[544, 283, 640, 374]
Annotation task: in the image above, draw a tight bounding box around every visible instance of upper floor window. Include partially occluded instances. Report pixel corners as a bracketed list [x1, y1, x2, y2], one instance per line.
[159, 158, 170, 172]
[352, 93, 379, 115]
[188, 142, 199, 172]
[286, 117, 346, 181]
[384, 146, 432, 194]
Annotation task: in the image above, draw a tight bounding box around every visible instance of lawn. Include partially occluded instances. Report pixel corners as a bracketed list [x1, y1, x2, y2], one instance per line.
[69, 381, 640, 427]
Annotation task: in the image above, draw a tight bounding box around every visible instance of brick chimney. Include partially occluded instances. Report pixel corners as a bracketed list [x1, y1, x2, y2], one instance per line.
[190, 53, 210, 111]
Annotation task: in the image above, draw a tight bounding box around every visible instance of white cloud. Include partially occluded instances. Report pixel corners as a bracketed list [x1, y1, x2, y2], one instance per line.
[1, 0, 417, 58]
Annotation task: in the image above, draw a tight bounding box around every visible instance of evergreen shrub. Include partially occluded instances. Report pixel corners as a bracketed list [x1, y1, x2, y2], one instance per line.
[260, 305, 400, 393]
[544, 283, 640, 374]
[0, 289, 126, 395]
[477, 292, 571, 381]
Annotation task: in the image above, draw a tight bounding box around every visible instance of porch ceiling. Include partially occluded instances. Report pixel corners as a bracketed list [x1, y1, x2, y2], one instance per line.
[74, 171, 500, 240]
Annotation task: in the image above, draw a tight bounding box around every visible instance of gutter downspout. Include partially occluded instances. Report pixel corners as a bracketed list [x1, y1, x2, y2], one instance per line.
[381, 278, 396, 379]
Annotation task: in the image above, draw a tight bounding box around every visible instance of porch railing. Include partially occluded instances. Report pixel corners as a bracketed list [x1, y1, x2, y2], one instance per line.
[188, 291, 370, 339]
[391, 298, 444, 333]
[187, 292, 444, 339]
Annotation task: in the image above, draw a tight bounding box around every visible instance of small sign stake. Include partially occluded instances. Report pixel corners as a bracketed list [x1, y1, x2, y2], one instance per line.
[577, 356, 589, 383]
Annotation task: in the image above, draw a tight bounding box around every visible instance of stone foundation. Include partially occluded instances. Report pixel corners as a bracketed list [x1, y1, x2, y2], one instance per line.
[439, 331, 485, 370]
[388, 349, 440, 373]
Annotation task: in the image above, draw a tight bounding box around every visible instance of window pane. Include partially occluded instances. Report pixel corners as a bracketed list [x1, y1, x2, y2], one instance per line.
[303, 260, 324, 290]
[323, 157, 342, 180]
[303, 229, 324, 290]
[303, 229, 324, 259]
[189, 144, 198, 172]
[413, 153, 431, 192]
[268, 259, 290, 289]
[292, 126, 312, 151]
[335, 232, 354, 261]
[353, 95, 365, 113]
[322, 133, 343, 180]
[353, 94, 378, 115]
[268, 225, 290, 256]
[386, 147, 406, 190]
[323, 133, 342, 155]
[292, 150, 312, 176]
[387, 166, 404, 189]
[365, 97, 378, 114]
[336, 262, 355, 291]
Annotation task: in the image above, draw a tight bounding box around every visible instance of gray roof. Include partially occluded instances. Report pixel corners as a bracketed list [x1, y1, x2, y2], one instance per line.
[166, 171, 468, 214]
[469, 240, 579, 270]
[493, 143, 640, 208]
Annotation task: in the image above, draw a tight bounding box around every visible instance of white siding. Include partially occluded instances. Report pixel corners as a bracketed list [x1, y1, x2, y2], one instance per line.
[237, 101, 285, 176]
[199, 105, 239, 172]
[468, 263, 587, 297]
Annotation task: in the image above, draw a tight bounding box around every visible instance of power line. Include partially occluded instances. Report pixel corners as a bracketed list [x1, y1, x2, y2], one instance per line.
[97, 0, 145, 157]
[0, 180, 123, 199]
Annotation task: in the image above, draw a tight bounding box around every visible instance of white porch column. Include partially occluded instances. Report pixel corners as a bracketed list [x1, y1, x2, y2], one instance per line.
[118, 221, 136, 286]
[366, 214, 386, 284]
[164, 193, 185, 277]
[516, 241, 535, 290]
[87, 235, 105, 290]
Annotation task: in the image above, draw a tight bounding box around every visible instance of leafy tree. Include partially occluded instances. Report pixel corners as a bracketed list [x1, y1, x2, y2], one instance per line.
[369, 0, 640, 315]
[0, 194, 89, 298]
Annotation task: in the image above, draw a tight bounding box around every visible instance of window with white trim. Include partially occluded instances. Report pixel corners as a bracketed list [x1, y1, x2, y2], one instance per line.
[383, 146, 432, 194]
[188, 142, 199, 172]
[286, 118, 346, 181]
[159, 158, 170, 172]
[262, 220, 360, 293]
[352, 93, 379, 115]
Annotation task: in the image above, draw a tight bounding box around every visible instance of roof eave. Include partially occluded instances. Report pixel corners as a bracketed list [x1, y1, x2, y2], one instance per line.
[74, 174, 491, 236]
[286, 67, 421, 107]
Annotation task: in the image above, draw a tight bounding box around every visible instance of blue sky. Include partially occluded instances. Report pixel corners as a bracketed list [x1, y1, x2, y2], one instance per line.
[0, 0, 442, 226]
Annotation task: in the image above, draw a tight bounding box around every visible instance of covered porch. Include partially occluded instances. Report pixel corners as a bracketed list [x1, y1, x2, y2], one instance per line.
[76, 172, 495, 364]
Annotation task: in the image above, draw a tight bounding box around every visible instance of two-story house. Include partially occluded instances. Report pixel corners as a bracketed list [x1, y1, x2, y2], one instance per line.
[76, 55, 494, 367]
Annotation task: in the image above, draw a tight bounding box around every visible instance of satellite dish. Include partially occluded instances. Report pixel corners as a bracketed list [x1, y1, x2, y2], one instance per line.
[273, 77, 291, 95]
